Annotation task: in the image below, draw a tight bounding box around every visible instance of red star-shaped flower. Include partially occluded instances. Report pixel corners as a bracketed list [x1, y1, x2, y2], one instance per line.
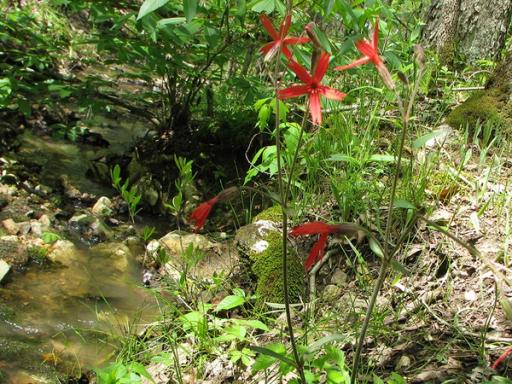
[334, 18, 395, 90]
[259, 13, 310, 61]
[278, 51, 346, 125]
[290, 221, 344, 271]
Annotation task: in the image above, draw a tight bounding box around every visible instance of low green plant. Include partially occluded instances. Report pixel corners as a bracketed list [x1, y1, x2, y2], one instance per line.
[27, 245, 48, 262]
[140, 226, 156, 243]
[111, 164, 142, 223]
[94, 361, 154, 384]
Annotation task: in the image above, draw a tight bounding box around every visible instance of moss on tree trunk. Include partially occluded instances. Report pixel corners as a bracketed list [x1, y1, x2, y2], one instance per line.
[446, 50, 512, 135]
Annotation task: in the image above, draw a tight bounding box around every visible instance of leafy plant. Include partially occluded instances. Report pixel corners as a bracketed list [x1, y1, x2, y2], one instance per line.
[111, 164, 142, 223]
[94, 361, 154, 384]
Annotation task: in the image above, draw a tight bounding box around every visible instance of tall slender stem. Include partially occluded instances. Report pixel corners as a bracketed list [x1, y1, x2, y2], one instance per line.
[351, 60, 424, 381]
[270, 14, 306, 384]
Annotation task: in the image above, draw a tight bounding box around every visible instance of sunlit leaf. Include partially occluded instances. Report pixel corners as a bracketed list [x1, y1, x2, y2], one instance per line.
[137, 0, 169, 20]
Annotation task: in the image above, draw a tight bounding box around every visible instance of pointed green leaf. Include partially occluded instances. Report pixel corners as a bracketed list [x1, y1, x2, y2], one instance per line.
[183, 0, 197, 22]
[137, 0, 169, 19]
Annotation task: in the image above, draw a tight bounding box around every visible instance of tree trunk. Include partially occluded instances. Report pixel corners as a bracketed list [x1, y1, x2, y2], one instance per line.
[422, 0, 512, 64]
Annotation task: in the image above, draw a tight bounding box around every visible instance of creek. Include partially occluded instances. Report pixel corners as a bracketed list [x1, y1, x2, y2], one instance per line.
[0, 114, 160, 383]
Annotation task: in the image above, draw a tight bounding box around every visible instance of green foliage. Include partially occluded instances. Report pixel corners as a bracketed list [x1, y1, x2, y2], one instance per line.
[94, 361, 154, 384]
[140, 226, 156, 243]
[166, 156, 194, 218]
[27, 245, 48, 262]
[111, 164, 142, 223]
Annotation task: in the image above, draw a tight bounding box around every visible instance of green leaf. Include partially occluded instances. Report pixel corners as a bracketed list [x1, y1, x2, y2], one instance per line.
[308, 334, 346, 352]
[369, 237, 384, 258]
[235, 319, 269, 331]
[368, 154, 396, 163]
[250, 344, 297, 370]
[183, 0, 197, 22]
[249, 0, 275, 13]
[327, 154, 360, 165]
[157, 17, 186, 28]
[412, 129, 448, 149]
[128, 362, 155, 382]
[215, 295, 245, 312]
[137, 0, 169, 20]
[393, 199, 415, 210]
[326, 369, 344, 384]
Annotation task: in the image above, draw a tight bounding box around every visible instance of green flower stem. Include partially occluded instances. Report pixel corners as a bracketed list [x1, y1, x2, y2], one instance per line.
[270, 14, 306, 384]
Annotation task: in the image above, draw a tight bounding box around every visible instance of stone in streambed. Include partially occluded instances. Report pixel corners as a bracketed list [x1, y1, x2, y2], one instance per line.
[0, 259, 10, 283]
[91, 196, 113, 217]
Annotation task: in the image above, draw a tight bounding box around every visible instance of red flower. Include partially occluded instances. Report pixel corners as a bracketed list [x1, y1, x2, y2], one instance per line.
[334, 18, 395, 90]
[290, 221, 344, 271]
[278, 51, 346, 125]
[492, 346, 512, 370]
[259, 14, 310, 61]
[188, 187, 238, 233]
[189, 197, 218, 233]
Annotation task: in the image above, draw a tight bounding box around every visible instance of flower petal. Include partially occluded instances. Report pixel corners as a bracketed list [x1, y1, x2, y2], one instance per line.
[260, 41, 277, 55]
[283, 36, 310, 45]
[281, 45, 293, 60]
[304, 234, 328, 271]
[319, 86, 346, 101]
[259, 14, 279, 40]
[287, 60, 312, 84]
[277, 84, 310, 99]
[189, 197, 218, 232]
[290, 221, 331, 236]
[279, 14, 292, 38]
[309, 92, 322, 125]
[355, 39, 376, 58]
[334, 56, 371, 71]
[313, 51, 331, 83]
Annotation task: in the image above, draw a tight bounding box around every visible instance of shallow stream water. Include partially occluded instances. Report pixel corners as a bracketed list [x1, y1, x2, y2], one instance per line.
[0, 115, 160, 383]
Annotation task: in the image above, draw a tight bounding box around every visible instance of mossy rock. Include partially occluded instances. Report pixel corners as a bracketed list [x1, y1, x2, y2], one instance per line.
[253, 205, 282, 223]
[236, 222, 304, 305]
[250, 231, 304, 304]
[446, 88, 511, 135]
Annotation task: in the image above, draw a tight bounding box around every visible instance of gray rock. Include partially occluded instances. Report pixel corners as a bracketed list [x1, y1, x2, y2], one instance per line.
[47, 240, 78, 266]
[30, 221, 43, 237]
[146, 239, 160, 259]
[331, 269, 348, 286]
[69, 214, 96, 226]
[2, 219, 18, 235]
[91, 196, 113, 217]
[38, 214, 51, 229]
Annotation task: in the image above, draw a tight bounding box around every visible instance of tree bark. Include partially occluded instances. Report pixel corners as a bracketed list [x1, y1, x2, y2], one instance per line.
[422, 0, 512, 63]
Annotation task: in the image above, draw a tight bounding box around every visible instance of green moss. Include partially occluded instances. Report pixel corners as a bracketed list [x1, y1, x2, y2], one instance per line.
[250, 231, 304, 304]
[253, 205, 282, 223]
[446, 89, 509, 134]
[27, 245, 48, 262]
